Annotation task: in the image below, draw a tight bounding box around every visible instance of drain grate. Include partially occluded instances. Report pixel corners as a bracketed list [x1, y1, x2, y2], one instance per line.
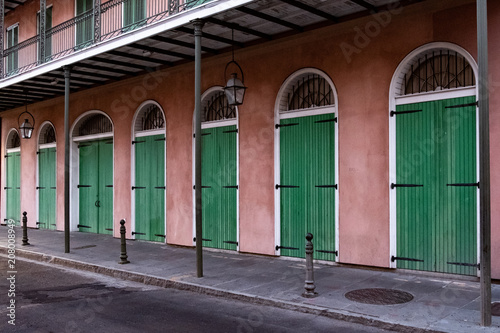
[345, 288, 414, 305]
[493, 302, 500, 316]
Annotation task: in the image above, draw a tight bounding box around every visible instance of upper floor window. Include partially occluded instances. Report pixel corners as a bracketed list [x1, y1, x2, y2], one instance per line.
[124, 0, 146, 31]
[6, 24, 19, 74]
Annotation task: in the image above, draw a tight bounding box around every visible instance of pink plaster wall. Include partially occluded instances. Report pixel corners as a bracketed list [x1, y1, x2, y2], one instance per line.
[2, 0, 500, 277]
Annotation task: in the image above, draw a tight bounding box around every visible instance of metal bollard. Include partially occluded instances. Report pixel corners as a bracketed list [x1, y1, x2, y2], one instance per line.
[22, 211, 30, 246]
[118, 219, 130, 264]
[302, 233, 317, 298]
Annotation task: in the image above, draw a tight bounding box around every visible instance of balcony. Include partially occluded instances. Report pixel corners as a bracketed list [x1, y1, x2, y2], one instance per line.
[2, 0, 211, 78]
[0, 0, 426, 112]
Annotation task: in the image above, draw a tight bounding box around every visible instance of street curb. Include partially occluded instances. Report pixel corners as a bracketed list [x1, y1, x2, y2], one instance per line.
[0, 246, 443, 333]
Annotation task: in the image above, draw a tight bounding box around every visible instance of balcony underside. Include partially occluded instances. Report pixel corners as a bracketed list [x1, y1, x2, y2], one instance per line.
[0, 0, 426, 112]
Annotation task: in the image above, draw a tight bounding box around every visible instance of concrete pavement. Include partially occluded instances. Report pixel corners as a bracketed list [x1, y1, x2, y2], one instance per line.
[1, 227, 499, 332]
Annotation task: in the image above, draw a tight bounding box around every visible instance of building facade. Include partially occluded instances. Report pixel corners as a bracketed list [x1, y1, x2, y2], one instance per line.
[1, 0, 499, 278]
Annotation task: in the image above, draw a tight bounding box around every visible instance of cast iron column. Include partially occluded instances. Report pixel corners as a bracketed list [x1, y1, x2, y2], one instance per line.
[477, 0, 491, 327]
[64, 66, 71, 253]
[39, 0, 46, 64]
[0, 0, 4, 78]
[94, 0, 101, 43]
[193, 19, 204, 278]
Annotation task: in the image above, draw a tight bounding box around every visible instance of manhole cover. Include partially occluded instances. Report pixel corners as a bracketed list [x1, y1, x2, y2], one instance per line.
[493, 302, 500, 316]
[345, 288, 414, 305]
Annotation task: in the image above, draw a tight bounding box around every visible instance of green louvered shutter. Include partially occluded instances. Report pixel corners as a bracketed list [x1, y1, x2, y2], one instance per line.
[98, 141, 113, 234]
[280, 114, 336, 261]
[123, 0, 146, 31]
[395, 96, 477, 275]
[79, 142, 99, 232]
[134, 135, 165, 242]
[78, 140, 113, 234]
[7, 26, 18, 74]
[38, 147, 56, 230]
[6, 152, 20, 225]
[201, 125, 237, 250]
[76, 0, 93, 48]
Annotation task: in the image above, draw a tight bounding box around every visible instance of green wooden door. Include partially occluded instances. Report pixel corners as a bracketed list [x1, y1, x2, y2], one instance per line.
[201, 125, 238, 250]
[134, 134, 165, 242]
[123, 0, 146, 31]
[38, 147, 56, 230]
[395, 96, 477, 275]
[279, 114, 336, 261]
[6, 152, 20, 225]
[76, 0, 93, 48]
[78, 140, 113, 234]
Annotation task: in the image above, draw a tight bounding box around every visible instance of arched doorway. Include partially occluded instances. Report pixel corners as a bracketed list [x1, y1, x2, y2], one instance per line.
[5, 130, 21, 225]
[274, 68, 339, 261]
[193, 87, 239, 251]
[37, 122, 57, 230]
[389, 43, 479, 275]
[71, 112, 114, 234]
[131, 101, 166, 242]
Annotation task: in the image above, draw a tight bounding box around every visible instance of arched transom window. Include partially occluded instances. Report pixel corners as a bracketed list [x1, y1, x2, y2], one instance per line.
[279, 73, 335, 113]
[73, 113, 112, 137]
[135, 104, 165, 132]
[39, 124, 56, 144]
[202, 90, 236, 123]
[6, 131, 20, 149]
[401, 50, 475, 95]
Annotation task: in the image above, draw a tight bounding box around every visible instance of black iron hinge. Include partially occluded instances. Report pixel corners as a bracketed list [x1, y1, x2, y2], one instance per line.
[391, 183, 423, 189]
[445, 101, 478, 109]
[315, 185, 338, 189]
[275, 184, 299, 189]
[447, 261, 480, 269]
[446, 182, 479, 188]
[132, 231, 146, 236]
[275, 123, 299, 129]
[223, 241, 239, 245]
[132, 140, 146, 144]
[132, 186, 146, 190]
[77, 224, 91, 229]
[316, 250, 338, 256]
[275, 245, 299, 251]
[390, 109, 422, 117]
[315, 118, 337, 124]
[193, 237, 212, 242]
[391, 256, 424, 263]
[77, 185, 91, 188]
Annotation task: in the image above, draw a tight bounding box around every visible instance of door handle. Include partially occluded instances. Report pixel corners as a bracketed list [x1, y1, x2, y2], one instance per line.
[95, 200, 100, 207]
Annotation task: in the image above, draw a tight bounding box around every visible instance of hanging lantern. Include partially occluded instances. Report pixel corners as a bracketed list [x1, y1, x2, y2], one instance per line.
[223, 29, 247, 106]
[18, 95, 35, 139]
[224, 65, 247, 106]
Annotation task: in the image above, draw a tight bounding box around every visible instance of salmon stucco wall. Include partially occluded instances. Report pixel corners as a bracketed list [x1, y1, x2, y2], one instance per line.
[2, 0, 500, 277]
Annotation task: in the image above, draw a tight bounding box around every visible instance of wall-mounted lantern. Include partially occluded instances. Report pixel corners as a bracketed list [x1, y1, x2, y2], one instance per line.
[223, 30, 247, 106]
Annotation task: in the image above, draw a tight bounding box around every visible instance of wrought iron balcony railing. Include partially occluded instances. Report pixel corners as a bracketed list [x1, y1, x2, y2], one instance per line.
[1, 0, 211, 79]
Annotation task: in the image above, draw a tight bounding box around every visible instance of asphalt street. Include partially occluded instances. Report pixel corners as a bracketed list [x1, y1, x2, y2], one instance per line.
[0, 257, 396, 333]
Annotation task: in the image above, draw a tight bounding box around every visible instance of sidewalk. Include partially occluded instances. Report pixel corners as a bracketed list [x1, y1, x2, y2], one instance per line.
[1, 227, 499, 333]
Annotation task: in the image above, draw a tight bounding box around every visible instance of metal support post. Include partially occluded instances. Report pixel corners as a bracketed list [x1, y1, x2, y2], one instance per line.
[0, 0, 4, 78]
[63, 66, 71, 253]
[94, 0, 101, 43]
[119, 220, 130, 264]
[302, 233, 317, 298]
[193, 19, 204, 278]
[39, 0, 46, 64]
[21, 211, 30, 246]
[477, 0, 491, 327]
